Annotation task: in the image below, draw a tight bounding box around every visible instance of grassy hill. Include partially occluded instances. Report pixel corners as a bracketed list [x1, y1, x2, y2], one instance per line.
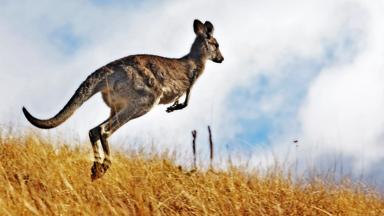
[0, 132, 383, 215]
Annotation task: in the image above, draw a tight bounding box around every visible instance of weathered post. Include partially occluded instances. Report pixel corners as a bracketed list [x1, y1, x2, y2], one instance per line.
[191, 130, 197, 169]
[208, 126, 214, 168]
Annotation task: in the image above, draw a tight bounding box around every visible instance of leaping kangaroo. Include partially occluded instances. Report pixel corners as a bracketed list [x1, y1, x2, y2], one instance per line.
[22, 19, 224, 180]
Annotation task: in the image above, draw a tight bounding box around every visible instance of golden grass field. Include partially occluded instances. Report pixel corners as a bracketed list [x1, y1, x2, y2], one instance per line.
[0, 131, 383, 215]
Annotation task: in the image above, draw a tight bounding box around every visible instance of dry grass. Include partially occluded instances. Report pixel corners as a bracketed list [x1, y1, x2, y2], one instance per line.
[0, 132, 383, 215]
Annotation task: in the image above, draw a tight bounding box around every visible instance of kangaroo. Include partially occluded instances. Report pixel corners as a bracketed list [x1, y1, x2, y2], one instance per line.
[22, 19, 224, 180]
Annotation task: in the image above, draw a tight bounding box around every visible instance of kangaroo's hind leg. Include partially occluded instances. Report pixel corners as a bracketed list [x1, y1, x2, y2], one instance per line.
[90, 97, 156, 180]
[89, 118, 108, 181]
[89, 107, 121, 180]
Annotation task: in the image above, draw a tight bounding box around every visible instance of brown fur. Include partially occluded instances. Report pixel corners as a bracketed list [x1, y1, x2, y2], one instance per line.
[22, 19, 224, 180]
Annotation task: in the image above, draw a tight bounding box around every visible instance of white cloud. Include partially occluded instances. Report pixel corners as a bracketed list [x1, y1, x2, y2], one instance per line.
[1, 0, 383, 187]
[298, 0, 384, 172]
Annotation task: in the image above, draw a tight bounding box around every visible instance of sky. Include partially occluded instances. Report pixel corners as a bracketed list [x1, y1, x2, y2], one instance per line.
[0, 0, 383, 189]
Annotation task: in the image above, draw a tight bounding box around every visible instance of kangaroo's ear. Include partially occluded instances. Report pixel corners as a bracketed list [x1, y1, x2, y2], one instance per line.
[204, 21, 214, 37]
[193, 19, 205, 36]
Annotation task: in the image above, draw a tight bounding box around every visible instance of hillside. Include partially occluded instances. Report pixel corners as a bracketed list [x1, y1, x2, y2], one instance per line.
[0, 132, 383, 215]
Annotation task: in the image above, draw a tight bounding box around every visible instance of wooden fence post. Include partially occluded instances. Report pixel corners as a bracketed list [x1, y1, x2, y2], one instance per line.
[191, 130, 197, 169]
[208, 126, 214, 168]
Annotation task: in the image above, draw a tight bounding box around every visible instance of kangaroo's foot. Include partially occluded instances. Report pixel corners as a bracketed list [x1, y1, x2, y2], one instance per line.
[102, 158, 111, 172]
[91, 161, 104, 181]
[90, 162, 106, 181]
[91, 159, 112, 181]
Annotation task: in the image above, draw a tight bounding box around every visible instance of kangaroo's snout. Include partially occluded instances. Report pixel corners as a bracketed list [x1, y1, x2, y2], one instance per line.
[213, 56, 224, 63]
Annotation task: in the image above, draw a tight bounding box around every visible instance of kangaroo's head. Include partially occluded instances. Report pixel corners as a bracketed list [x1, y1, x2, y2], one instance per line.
[191, 19, 224, 63]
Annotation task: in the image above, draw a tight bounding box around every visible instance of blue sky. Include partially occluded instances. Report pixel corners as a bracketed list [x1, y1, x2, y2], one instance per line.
[0, 0, 384, 188]
[49, 24, 83, 55]
[91, 0, 147, 7]
[228, 27, 362, 149]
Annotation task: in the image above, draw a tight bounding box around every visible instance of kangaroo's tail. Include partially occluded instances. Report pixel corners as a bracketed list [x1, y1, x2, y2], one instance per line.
[22, 68, 111, 129]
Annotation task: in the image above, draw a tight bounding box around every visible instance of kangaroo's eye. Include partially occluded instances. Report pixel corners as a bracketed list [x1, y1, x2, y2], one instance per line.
[210, 42, 218, 48]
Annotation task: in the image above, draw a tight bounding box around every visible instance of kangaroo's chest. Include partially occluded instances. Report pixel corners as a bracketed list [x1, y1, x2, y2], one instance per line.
[158, 85, 183, 104]
[158, 67, 200, 104]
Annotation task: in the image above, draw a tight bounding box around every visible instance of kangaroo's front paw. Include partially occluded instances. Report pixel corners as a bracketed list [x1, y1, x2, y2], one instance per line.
[166, 104, 185, 113]
[166, 106, 175, 113]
